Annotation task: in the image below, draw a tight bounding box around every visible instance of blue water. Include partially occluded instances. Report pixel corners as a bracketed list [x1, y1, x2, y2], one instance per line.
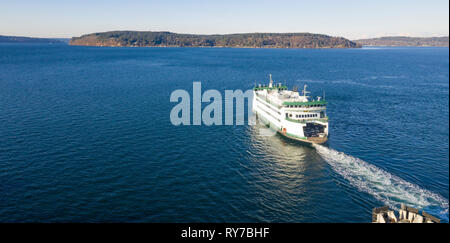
[0, 44, 448, 222]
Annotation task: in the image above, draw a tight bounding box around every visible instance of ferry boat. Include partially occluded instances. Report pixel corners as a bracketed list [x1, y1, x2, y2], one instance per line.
[252, 75, 329, 144]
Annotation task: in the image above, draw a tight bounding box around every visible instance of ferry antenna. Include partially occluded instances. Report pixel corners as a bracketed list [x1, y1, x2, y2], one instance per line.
[303, 84, 310, 96]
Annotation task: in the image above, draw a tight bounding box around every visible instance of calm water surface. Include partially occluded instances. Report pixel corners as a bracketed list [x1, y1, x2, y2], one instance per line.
[0, 44, 448, 222]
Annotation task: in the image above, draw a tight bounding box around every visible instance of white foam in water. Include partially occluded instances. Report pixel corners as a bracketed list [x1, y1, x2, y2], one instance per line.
[313, 144, 449, 220]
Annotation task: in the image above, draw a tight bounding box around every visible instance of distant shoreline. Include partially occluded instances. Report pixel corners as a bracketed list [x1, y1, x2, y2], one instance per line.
[1, 42, 448, 49]
[0, 35, 70, 44]
[2, 33, 448, 48]
[69, 31, 361, 49]
[354, 36, 449, 47]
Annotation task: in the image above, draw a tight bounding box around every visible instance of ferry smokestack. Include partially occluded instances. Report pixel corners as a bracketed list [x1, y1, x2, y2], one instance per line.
[269, 74, 273, 88]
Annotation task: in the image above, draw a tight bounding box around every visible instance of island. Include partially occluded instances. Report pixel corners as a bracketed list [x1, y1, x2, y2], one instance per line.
[69, 31, 361, 48]
[354, 36, 449, 47]
[0, 35, 69, 44]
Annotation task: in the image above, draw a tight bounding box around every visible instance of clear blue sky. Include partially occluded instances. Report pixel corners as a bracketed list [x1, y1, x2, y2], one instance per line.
[1, 0, 448, 39]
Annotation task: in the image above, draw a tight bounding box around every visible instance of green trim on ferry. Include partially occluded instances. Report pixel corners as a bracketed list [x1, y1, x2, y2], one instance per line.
[254, 86, 288, 91]
[283, 100, 328, 106]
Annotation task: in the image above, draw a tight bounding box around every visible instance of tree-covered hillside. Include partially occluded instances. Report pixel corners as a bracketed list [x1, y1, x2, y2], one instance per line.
[70, 31, 361, 48]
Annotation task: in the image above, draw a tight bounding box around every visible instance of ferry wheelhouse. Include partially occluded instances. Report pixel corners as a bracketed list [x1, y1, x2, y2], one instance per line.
[252, 75, 329, 144]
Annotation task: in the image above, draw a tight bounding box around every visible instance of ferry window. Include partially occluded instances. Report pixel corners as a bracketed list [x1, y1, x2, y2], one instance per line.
[289, 114, 292, 117]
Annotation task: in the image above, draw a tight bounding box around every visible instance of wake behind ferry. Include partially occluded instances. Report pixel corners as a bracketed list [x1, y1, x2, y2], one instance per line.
[252, 75, 329, 144]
